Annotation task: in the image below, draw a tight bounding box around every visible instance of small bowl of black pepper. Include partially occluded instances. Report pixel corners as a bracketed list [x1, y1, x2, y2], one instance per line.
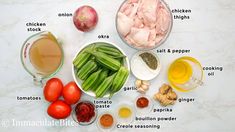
[130, 50, 161, 80]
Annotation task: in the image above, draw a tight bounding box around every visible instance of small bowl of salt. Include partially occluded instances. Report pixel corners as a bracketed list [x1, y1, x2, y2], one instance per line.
[130, 51, 161, 80]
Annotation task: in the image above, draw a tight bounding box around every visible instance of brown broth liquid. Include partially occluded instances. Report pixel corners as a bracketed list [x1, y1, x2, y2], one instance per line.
[29, 38, 62, 75]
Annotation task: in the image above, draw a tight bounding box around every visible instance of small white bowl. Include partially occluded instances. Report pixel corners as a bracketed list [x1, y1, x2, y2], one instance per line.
[72, 41, 130, 98]
[134, 94, 153, 115]
[96, 111, 116, 132]
[116, 104, 135, 124]
[131, 50, 161, 80]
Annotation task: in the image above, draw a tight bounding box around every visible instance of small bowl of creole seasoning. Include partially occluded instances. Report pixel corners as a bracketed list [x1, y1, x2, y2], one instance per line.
[97, 112, 116, 131]
[131, 51, 161, 80]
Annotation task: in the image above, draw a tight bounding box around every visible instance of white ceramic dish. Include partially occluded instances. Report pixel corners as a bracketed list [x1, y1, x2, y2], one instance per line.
[72, 41, 130, 98]
[131, 50, 161, 80]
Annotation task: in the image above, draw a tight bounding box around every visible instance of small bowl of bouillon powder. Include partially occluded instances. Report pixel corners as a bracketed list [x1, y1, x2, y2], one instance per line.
[116, 104, 135, 124]
[131, 51, 161, 80]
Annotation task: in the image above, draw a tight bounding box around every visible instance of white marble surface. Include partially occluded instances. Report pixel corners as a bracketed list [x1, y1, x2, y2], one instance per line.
[0, 0, 235, 131]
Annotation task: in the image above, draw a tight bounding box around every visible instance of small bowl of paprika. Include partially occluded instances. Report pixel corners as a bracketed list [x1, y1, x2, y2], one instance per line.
[134, 94, 153, 115]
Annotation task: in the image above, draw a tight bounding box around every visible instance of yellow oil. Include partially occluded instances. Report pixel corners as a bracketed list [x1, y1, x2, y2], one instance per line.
[168, 59, 192, 84]
[118, 107, 132, 118]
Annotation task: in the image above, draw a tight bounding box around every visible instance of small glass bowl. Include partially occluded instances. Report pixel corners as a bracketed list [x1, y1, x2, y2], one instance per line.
[96, 112, 116, 132]
[134, 94, 153, 115]
[72, 101, 97, 126]
[116, 0, 173, 50]
[168, 56, 204, 92]
[116, 104, 135, 124]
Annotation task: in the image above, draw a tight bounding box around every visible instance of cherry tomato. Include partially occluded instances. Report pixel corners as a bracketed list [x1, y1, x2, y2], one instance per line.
[47, 100, 71, 119]
[43, 78, 63, 102]
[62, 81, 81, 105]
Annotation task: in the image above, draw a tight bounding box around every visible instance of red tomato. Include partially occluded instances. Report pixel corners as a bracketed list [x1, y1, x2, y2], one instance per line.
[62, 81, 81, 105]
[47, 100, 71, 119]
[43, 78, 63, 102]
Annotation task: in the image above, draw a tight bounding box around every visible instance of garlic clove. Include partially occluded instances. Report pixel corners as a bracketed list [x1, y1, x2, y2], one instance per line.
[141, 84, 149, 90]
[137, 88, 146, 94]
[135, 79, 142, 88]
[142, 80, 150, 86]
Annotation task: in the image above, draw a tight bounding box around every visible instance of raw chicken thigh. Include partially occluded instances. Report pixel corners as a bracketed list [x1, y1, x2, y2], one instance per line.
[117, 0, 171, 49]
[117, 12, 134, 36]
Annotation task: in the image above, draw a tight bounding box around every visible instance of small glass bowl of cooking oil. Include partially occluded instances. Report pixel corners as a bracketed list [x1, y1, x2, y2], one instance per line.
[168, 56, 204, 92]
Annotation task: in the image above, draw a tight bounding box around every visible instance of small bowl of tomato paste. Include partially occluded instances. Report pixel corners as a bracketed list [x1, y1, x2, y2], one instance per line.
[72, 101, 97, 125]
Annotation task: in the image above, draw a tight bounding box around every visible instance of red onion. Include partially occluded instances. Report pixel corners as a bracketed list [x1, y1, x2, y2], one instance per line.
[73, 5, 98, 32]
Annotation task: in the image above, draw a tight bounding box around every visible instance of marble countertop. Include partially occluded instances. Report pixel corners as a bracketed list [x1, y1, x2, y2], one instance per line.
[0, 0, 235, 131]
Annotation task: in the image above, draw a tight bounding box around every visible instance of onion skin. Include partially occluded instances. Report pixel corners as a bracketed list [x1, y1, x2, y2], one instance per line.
[73, 5, 98, 32]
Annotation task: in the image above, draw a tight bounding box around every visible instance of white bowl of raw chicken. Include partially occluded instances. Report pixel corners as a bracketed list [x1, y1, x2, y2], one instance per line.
[116, 0, 173, 50]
